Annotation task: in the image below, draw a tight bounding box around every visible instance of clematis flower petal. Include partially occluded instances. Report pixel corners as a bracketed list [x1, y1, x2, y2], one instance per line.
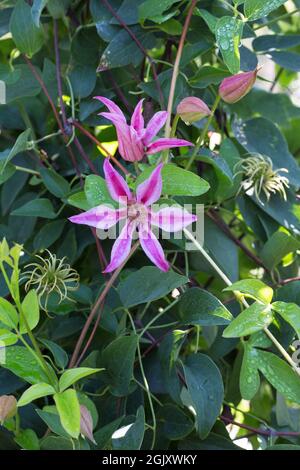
[103, 221, 136, 273]
[94, 96, 125, 119]
[146, 138, 193, 154]
[143, 111, 168, 145]
[99, 112, 131, 159]
[136, 163, 163, 206]
[139, 224, 169, 272]
[128, 126, 144, 162]
[131, 99, 144, 133]
[103, 159, 132, 202]
[151, 206, 197, 232]
[69, 205, 126, 230]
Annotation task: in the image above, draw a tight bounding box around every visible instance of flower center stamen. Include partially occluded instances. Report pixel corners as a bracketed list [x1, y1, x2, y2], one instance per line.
[127, 203, 148, 223]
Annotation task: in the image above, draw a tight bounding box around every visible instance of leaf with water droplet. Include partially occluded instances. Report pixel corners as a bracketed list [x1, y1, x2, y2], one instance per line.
[244, 0, 288, 21]
[215, 16, 243, 74]
[240, 343, 260, 399]
[223, 302, 273, 338]
[255, 349, 300, 405]
[272, 301, 300, 339]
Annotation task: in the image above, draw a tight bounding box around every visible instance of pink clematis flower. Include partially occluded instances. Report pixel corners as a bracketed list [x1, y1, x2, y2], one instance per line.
[94, 96, 193, 162]
[69, 160, 197, 273]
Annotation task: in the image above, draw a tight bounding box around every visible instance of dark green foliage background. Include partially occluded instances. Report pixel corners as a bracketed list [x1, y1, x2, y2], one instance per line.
[1, 0, 300, 451]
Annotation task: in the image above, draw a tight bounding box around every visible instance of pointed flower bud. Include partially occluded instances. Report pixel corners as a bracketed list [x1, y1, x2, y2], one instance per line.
[80, 405, 96, 444]
[0, 395, 17, 424]
[219, 69, 258, 104]
[176, 97, 212, 124]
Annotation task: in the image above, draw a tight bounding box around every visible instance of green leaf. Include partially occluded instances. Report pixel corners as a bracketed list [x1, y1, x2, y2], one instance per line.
[0, 298, 18, 329]
[224, 279, 273, 304]
[0, 129, 31, 173]
[112, 406, 145, 450]
[19, 290, 40, 334]
[272, 302, 300, 339]
[18, 383, 55, 407]
[223, 302, 273, 338]
[139, 0, 180, 21]
[2, 346, 51, 385]
[40, 435, 73, 450]
[14, 429, 40, 450]
[102, 334, 138, 396]
[182, 354, 224, 439]
[10, 0, 44, 56]
[118, 267, 188, 308]
[40, 168, 70, 198]
[59, 367, 102, 392]
[36, 408, 69, 438]
[260, 230, 300, 270]
[255, 349, 300, 404]
[158, 404, 194, 440]
[189, 66, 231, 89]
[84, 174, 115, 207]
[177, 287, 233, 326]
[98, 27, 155, 70]
[0, 163, 16, 186]
[31, 0, 48, 27]
[0, 328, 18, 346]
[253, 34, 300, 52]
[54, 389, 80, 439]
[136, 164, 210, 197]
[244, 0, 288, 21]
[4, 64, 41, 102]
[67, 191, 91, 211]
[33, 219, 66, 250]
[39, 338, 68, 369]
[233, 117, 300, 188]
[197, 9, 218, 33]
[11, 198, 57, 219]
[240, 343, 260, 399]
[94, 417, 124, 449]
[215, 16, 243, 74]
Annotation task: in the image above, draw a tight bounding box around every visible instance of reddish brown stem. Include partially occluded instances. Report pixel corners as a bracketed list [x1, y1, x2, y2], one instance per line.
[68, 241, 140, 368]
[207, 209, 270, 272]
[220, 416, 300, 437]
[71, 119, 130, 175]
[100, 0, 164, 107]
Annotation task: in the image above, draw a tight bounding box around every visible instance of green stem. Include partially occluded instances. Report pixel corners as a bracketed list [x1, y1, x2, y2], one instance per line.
[126, 310, 157, 450]
[15, 299, 56, 386]
[18, 103, 37, 141]
[138, 298, 180, 339]
[185, 95, 221, 170]
[15, 166, 40, 176]
[183, 228, 300, 376]
[0, 261, 55, 386]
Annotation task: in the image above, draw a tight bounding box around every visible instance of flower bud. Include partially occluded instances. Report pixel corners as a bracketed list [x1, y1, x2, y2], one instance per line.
[219, 69, 258, 104]
[177, 97, 211, 124]
[0, 395, 17, 424]
[80, 405, 96, 444]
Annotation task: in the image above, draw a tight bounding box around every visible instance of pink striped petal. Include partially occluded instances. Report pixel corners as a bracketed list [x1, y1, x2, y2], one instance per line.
[103, 159, 132, 202]
[136, 164, 163, 206]
[69, 205, 126, 230]
[151, 206, 197, 232]
[126, 126, 144, 162]
[94, 96, 125, 120]
[130, 99, 144, 133]
[99, 112, 132, 159]
[139, 224, 169, 272]
[103, 221, 136, 273]
[143, 111, 168, 145]
[147, 138, 193, 154]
